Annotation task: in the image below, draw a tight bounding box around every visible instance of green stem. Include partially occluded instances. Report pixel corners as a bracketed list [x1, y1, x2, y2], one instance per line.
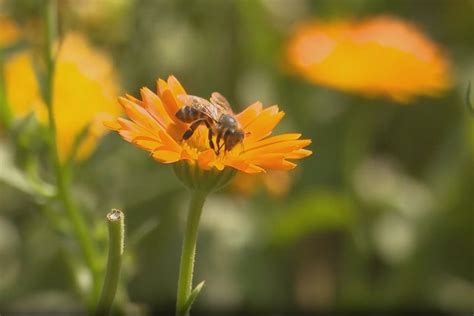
[96, 209, 125, 316]
[42, 0, 101, 304]
[176, 190, 208, 316]
[0, 49, 13, 129]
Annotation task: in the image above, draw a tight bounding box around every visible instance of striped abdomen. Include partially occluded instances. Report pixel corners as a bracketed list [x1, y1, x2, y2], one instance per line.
[175, 105, 206, 123]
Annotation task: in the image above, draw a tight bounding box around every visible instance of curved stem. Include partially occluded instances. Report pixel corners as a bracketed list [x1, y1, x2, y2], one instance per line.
[42, 0, 100, 304]
[96, 209, 125, 316]
[176, 190, 208, 316]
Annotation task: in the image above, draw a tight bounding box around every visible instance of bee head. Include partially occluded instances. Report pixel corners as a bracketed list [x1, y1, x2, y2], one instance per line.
[224, 129, 245, 151]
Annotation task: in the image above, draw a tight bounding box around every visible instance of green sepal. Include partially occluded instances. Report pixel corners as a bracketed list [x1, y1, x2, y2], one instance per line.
[173, 161, 236, 193]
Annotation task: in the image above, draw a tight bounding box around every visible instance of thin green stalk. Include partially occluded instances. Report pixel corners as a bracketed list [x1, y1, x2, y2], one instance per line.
[96, 209, 125, 316]
[176, 190, 208, 316]
[0, 49, 13, 129]
[42, 0, 101, 303]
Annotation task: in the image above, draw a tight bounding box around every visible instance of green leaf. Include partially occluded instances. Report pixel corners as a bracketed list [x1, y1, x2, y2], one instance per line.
[182, 281, 205, 313]
[0, 142, 35, 194]
[0, 141, 55, 199]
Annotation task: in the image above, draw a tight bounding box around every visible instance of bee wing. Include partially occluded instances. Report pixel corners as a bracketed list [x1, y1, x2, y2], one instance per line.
[177, 94, 219, 121]
[210, 92, 234, 115]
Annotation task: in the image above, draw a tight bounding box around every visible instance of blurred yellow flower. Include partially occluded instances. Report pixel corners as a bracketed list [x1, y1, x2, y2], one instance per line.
[0, 16, 20, 47]
[286, 16, 452, 102]
[4, 51, 43, 117]
[3, 33, 120, 161]
[105, 76, 312, 173]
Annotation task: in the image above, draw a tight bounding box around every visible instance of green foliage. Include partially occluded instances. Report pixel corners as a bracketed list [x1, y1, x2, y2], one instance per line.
[272, 189, 354, 246]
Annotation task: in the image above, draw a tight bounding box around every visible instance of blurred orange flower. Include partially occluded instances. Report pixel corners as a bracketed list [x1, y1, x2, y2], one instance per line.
[286, 16, 452, 102]
[105, 76, 312, 174]
[3, 33, 120, 161]
[0, 16, 20, 47]
[232, 170, 293, 198]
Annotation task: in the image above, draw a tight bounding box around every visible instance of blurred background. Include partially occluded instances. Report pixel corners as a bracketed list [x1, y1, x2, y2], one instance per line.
[0, 0, 473, 314]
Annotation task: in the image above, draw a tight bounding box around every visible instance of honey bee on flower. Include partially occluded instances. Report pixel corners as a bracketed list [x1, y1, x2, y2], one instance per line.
[105, 76, 312, 174]
[176, 92, 246, 154]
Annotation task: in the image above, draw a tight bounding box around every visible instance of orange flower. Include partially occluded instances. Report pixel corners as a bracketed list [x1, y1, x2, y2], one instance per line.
[105, 76, 312, 174]
[286, 16, 452, 102]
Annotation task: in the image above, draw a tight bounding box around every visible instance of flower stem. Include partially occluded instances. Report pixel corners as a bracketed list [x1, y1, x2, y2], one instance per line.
[176, 190, 208, 316]
[42, 0, 101, 304]
[96, 209, 125, 316]
[0, 49, 12, 129]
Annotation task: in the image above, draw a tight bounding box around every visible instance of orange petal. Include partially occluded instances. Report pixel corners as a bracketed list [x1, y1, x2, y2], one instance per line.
[243, 133, 302, 151]
[226, 160, 265, 174]
[240, 139, 311, 159]
[140, 87, 173, 127]
[244, 106, 285, 143]
[249, 154, 297, 170]
[115, 118, 159, 143]
[152, 150, 181, 163]
[197, 149, 216, 170]
[168, 75, 187, 96]
[126, 94, 144, 107]
[157, 78, 169, 97]
[104, 119, 121, 131]
[158, 88, 188, 130]
[158, 130, 181, 152]
[236, 101, 263, 128]
[180, 147, 198, 161]
[132, 136, 161, 151]
[286, 149, 313, 159]
[118, 97, 163, 133]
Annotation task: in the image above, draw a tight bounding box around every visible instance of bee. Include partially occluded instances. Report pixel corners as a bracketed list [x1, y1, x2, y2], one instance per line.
[175, 92, 245, 154]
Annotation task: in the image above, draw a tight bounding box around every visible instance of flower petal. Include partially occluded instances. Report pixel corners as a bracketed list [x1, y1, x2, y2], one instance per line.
[243, 133, 302, 151]
[244, 106, 285, 142]
[236, 101, 263, 128]
[168, 75, 187, 96]
[152, 150, 181, 163]
[286, 149, 313, 159]
[226, 160, 265, 174]
[103, 119, 121, 131]
[198, 149, 216, 170]
[157, 79, 188, 129]
[140, 87, 173, 127]
[248, 153, 297, 170]
[241, 138, 311, 159]
[118, 97, 163, 133]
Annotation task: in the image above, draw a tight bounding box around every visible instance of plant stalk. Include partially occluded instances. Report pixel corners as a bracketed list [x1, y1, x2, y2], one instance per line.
[42, 0, 101, 303]
[96, 209, 125, 316]
[176, 190, 208, 316]
[0, 49, 12, 129]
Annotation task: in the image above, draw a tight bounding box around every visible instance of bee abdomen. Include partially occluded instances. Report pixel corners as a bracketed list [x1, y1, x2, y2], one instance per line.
[176, 106, 201, 123]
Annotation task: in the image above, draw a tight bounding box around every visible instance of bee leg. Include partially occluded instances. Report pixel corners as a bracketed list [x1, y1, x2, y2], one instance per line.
[205, 122, 215, 151]
[182, 119, 205, 141]
[216, 130, 223, 155]
[223, 130, 231, 152]
[216, 142, 224, 155]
